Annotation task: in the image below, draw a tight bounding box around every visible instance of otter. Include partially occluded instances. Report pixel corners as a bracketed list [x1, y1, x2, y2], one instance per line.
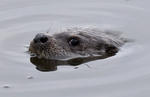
[29, 27, 127, 60]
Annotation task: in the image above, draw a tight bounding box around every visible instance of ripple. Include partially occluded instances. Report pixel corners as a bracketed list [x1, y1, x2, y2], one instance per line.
[0, 0, 150, 97]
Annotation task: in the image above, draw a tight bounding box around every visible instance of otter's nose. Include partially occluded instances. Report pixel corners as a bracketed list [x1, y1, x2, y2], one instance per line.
[33, 33, 48, 43]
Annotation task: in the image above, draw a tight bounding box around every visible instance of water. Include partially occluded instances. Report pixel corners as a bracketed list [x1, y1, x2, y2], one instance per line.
[0, 0, 150, 97]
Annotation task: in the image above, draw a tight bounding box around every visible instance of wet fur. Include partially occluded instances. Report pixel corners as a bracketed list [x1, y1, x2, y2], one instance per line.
[29, 27, 127, 59]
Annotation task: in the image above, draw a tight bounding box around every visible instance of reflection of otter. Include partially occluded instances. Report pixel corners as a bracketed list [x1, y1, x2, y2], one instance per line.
[30, 51, 117, 72]
[29, 27, 127, 59]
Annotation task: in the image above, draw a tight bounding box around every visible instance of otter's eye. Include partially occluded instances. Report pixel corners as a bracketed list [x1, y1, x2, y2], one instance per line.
[68, 37, 80, 46]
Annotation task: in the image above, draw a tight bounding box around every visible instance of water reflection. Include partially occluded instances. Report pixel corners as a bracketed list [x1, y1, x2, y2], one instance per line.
[30, 52, 116, 72]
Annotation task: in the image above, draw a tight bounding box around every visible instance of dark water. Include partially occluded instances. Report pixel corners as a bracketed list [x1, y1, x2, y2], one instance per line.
[0, 0, 150, 97]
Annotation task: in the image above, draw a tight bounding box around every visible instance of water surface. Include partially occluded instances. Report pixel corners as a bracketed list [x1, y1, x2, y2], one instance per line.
[0, 0, 150, 97]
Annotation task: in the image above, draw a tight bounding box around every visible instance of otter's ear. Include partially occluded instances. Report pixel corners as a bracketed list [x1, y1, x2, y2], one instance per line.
[105, 44, 119, 56]
[96, 43, 119, 55]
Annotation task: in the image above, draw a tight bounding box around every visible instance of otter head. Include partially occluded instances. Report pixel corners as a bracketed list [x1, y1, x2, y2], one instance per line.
[29, 28, 121, 59]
